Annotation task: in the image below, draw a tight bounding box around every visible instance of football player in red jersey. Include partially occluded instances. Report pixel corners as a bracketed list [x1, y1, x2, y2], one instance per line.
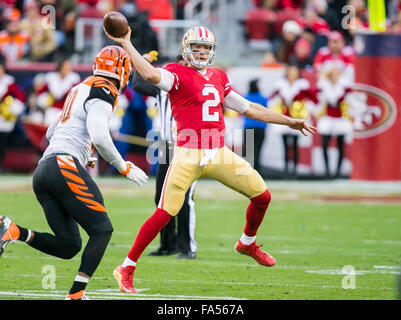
[106, 26, 316, 293]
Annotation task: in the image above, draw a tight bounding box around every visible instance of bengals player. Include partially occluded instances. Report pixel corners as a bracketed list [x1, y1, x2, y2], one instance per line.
[106, 26, 316, 293]
[0, 46, 148, 300]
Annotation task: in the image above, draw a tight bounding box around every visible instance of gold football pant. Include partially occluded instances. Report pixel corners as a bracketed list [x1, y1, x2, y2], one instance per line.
[158, 146, 267, 216]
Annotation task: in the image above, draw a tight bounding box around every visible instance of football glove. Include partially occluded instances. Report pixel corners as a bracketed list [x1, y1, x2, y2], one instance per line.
[86, 157, 97, 168]
[119, 161, 148, 186]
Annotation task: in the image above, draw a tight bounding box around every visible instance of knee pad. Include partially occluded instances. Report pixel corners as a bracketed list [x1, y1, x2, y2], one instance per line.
[251, 189, 271, 210]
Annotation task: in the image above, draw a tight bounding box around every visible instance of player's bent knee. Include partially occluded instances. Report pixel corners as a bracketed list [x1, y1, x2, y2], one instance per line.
[60, 240, 82, 259]
[251, 189, 271, 210]
[88, 229, 112, 244]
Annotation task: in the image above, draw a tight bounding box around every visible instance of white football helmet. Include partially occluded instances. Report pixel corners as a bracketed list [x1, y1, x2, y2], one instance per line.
[181, 26, 216, 68]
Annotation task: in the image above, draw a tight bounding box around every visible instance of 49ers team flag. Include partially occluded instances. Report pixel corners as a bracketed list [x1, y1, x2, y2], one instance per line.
[352, 33, 401, 180]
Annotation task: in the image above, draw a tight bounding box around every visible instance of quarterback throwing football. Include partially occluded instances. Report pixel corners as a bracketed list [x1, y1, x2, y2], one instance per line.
[106, 26, 316, 293]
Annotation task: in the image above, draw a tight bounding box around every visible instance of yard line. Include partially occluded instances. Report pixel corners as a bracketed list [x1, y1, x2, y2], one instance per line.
[0, 273, 107, 280]
[305, 269, 400, 275]
[3, 255, 80, 261]
[373, 265, 400, 270]
[0, 290, 246, 300]
[4, 245, 398, 260]
[219, 234, 401, 246]
[362, 240, 401, 245]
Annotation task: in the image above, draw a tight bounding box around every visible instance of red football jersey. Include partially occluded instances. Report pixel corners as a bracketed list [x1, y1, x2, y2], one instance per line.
[163, 63, 232, 149]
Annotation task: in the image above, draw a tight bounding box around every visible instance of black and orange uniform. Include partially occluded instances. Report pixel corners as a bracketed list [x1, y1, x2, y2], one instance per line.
[0, 46, 140, 300]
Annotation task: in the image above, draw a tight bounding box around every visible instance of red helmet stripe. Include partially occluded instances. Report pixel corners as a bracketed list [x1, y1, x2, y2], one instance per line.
[198, 26, 203, 38]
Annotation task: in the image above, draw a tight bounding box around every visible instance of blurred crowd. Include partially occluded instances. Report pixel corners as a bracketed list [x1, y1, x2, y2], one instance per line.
[247, 0, 401, 70]
[0, 0, 182, 63]
[237, 0, 401, 179]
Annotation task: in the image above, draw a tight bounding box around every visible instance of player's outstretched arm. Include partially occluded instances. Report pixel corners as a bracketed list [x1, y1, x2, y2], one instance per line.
[244, 102, 317, 136]
[104, 27, 161, 85]
[86, 99, 148, 186]
[45, 111, 61, 141]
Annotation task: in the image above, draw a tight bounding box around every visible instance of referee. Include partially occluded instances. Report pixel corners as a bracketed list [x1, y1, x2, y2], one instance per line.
[133, 53, 197, 259]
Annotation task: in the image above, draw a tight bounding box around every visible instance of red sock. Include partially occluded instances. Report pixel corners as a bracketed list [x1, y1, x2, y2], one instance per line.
[243, 189, 271, 237]
[127, 208, 172, 262]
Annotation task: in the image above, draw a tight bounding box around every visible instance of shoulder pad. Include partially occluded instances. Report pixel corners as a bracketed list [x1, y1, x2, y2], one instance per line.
[85, 77, 118, 108]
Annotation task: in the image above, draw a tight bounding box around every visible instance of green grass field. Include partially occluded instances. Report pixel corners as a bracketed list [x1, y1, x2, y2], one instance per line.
[0, 175, 400, 300]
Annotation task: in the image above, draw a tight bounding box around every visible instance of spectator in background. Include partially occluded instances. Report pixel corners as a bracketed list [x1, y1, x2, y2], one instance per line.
[19, 0, 57, 62]
[313, 30, 355, 85]
[170, 0, 189, 19]
[79, 0, 104, 18]
[297, 2, 331, 36]
[274, 20, 302, 64]
[312, 0, 342, 31]
[261, 51, 282, 68]
[291, 37, 313, 69]
[0, 55, 26, 172]
[297, 2, 331, 58]
[60, 10, 77, 58]
[346, 0, 369, 32]
[119, 1, 159, 54]
[316, 66, 353, 179]
[0, 8, 29, 63]
[268, 64, 317, 178]
[260, 0, 279, 10]
[36, 58, 81, 125]
[391, 9, 401, 32]
[388, 0, 401, 24]
[243, 79, 268, 173]
[133, 0, 174, 20]
[276, 0, 303, 10]
[61, 0, 78, 18]
[26, 73, 48, 124]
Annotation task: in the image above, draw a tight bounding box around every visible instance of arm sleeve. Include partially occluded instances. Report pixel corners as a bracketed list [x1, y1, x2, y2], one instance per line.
[133, 70, 160, 97]
[45, 112, 60, 141]
[223, 90, 250, 114]
[154, 67, 175, 92]
[86, 98, 126, 172]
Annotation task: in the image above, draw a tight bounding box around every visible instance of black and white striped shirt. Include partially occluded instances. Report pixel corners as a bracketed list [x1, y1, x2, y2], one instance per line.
[133, 71, 175, 143]
[156, 90, 175, 143]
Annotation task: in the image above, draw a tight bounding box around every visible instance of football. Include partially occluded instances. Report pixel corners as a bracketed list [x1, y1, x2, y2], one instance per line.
[103, 11, 129, 38]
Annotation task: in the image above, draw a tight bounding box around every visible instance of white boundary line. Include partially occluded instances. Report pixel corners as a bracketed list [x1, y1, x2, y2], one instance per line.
[0, 290, 246, 300]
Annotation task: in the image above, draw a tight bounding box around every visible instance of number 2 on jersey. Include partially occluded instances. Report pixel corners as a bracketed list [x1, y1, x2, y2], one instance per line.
[60, 87, 78, 124]
[202, 86, 220, 121]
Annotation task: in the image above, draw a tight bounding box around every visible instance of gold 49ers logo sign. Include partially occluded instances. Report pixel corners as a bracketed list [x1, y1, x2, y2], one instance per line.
[347, 83, 397, 139]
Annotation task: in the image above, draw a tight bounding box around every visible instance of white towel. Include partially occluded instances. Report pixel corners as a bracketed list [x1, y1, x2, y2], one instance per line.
[199, 148, 218, 166]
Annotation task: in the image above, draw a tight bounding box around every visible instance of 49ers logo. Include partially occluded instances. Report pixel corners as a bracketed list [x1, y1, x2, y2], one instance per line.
[348, 83, 397, 138]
